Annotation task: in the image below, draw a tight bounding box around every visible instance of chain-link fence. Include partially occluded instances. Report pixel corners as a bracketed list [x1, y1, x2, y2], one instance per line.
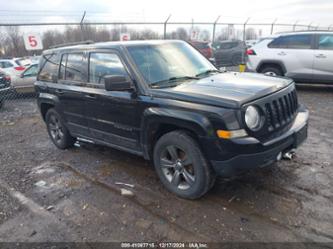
[0, 13, 331, 108]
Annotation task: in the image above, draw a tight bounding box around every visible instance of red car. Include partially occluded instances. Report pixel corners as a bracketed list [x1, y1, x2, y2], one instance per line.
[189, 41, 213, 59]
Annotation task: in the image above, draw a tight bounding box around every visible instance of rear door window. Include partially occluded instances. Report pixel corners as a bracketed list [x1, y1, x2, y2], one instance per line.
[269, 35, 312, 49]
[58, 53, 87, 82]
[318, 34, 333, 50]
[65, 53, 86, 82]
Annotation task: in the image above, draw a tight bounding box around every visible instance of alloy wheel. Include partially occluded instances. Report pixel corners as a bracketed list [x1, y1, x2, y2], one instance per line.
[160, 145, 196, 190]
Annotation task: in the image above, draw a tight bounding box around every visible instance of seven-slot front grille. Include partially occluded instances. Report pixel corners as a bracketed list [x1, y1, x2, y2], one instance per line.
[264, 89, 298, 132]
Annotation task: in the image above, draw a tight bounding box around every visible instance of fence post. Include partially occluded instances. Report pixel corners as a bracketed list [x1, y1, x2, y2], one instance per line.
[241, 18, 250, 66]
[329, 24, 333, 30]
[164, 15, 171, 39]
[80, 11, 86, 41]
[243, 17, 250, 42]
[308, 22, 313, 30]
[293, 20, 299, 31]
[271, 18, 277, 34]
[212, 15, 220, 43]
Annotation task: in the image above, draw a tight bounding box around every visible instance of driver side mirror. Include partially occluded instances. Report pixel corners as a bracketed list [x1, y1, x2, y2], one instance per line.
[104, 75, 133, 91]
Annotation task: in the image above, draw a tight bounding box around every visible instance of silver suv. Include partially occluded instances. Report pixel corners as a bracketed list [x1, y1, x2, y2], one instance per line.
[246, 31, 333, 83]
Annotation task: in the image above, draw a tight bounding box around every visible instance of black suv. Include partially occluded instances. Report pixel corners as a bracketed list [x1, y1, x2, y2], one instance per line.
[35, 40, 308, 199]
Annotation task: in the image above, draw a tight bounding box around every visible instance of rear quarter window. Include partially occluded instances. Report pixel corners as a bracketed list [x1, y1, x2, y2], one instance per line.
[38, 53, 61, 82]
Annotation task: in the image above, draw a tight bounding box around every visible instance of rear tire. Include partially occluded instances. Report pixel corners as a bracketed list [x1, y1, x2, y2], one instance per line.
[45, 108, 76, 149]
[260, 66, 283, 76]
[153, 130, 215, 199]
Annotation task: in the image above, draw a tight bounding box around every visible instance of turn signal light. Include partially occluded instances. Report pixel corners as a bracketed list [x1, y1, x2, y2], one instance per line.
[217, 129, 247, 139]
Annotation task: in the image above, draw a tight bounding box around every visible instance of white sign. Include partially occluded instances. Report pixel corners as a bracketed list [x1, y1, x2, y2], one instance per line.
[23, 33, 43, 50]
[120, 33, 130, 41]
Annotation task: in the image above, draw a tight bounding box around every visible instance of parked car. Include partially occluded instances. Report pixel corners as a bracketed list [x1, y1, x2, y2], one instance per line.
[0, 58, 30, 77]
[246, 31, 333, 83]
[0, 69, 12, 109]
[245, 39, 258, 48]
[12, 63, 38, 93]
[35, 40, 308, 199]
[212, 40, 247, 66]
[188, 41, 213, 59]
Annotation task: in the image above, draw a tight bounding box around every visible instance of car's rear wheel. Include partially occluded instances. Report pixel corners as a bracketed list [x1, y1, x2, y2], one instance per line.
[153, 130, 215, 199]
[260, 66, 283, 76]
[45, 108, 76, 149]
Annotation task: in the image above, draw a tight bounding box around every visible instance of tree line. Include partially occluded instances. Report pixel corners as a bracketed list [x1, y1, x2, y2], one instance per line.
[0, 25, 258, 57]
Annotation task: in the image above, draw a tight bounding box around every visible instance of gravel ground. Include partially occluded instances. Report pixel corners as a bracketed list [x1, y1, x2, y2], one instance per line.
[0, 85, 332, 244]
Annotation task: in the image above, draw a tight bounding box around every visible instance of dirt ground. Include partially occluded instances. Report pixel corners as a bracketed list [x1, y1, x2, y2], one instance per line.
[0, 84, 332, 244]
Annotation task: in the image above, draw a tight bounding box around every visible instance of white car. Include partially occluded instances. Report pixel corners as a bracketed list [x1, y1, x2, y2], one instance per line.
[246, 31, 333, 83]
[0, 58, 31, 78]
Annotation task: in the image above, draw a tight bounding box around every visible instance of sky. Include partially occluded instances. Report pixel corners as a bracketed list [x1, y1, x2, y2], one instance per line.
[0, 0, 332, 38]
[0, 0, 332, 27]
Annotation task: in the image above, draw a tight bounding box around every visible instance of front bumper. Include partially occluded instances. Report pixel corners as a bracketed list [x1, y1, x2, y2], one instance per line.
[209, 108, 309, 177]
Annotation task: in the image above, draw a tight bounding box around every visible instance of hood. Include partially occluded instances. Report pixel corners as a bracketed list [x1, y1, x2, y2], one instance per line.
[151, 72, 293, 108]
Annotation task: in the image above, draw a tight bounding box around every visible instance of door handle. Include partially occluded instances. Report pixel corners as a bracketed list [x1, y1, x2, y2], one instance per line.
[55, 89, 64, 95]
[277, 52, 287, 56]
[315, 54, 327, 58]
[85, 93, 97, 99]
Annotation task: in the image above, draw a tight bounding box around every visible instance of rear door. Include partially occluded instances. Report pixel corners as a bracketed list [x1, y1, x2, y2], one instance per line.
[55, 52, 90, 137]
[84, 50, 141, 153]
[268, 34, 315, 81]
[312, 33, 333, 83]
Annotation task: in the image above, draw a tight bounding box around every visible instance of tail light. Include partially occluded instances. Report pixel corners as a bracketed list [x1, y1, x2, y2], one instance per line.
[246, 49, 256, 55]
[14, 66, 25, 71]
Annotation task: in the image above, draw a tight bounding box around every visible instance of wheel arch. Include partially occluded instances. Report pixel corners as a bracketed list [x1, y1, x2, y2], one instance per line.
[257, 60, 287, 75]
[141, 107, 214, 160]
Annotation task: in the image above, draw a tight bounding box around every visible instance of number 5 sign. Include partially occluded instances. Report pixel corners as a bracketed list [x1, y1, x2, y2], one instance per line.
[23, 33, 43, 50]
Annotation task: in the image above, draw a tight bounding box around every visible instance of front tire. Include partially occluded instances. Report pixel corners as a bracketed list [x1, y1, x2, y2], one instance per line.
[45, 108, 76, 149]
[260, 66, 283, 76]
[153, 130, 215, 199]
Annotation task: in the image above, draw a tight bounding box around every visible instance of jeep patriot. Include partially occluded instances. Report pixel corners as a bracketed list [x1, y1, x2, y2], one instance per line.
[35, 40, 308, 199]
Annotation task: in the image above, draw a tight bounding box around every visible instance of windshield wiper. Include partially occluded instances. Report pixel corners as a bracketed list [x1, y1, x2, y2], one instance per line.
[195, 69, 221, 77]
[150, 76, 199, 88]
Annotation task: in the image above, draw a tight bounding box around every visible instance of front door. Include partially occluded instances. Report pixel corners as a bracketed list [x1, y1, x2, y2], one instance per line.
[84, 51, 141, 153]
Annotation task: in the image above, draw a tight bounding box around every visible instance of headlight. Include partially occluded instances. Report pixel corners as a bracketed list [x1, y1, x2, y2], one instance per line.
[245, 106, 261, 130]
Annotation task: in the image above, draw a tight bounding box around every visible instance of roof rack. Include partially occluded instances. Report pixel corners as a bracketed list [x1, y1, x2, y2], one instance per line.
[50, 40, 94, 49]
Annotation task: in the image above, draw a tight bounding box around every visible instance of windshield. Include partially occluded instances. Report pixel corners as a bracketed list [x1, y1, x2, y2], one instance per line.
[127, 42, 217, 88]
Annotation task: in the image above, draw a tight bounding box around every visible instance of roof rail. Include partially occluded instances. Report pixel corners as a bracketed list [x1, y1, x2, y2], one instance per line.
[276, 30, 332, 34]
[50, 40, 94, 49]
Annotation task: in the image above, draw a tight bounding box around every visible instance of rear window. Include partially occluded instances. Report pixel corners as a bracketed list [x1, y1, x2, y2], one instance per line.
[38, 54, 60, 82]
[15, 59, 31, 67]
[318, 34, 333, 50]
[191, 43, 209, 49]
[268, 35, 312, 49]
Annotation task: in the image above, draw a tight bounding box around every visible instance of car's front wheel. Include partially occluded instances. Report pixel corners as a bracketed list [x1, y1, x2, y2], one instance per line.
[260, 66, 283, 76]
[45, 108, 76, 149]
[153, 130, 215, 199]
